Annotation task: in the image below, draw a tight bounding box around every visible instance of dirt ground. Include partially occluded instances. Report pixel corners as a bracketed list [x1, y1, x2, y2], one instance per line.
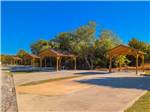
[16, 78, 92, 96]
[14, 70, 150, 112]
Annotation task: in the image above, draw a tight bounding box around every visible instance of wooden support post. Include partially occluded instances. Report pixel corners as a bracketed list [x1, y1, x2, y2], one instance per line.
[44, 58, 46, 67]
[118, 61, 121, 71]
[40, 57, 42, 67]
[74, 57, 76, 70]
[32, 58, 35, 67]
[142, 55, 144, 72]
[11, 60, 13, 65]
[56, 57, 60, 71]
[24, 59, 28, 65]
[109, 55, 112, 72]
[24, 60, 25, 65]
[136, 54, 139, 74]
[59, 57, 62, 70]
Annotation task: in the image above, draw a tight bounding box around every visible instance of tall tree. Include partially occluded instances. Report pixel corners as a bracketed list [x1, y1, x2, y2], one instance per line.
[17, 49, 27, 58]
[128, 38, 146, 51]
[71, 21, 96, 69]
[94, 30, 122, 68]
[52, 32, 73, 52]
[128, 38, 150, 63]
[30, 39, 50, 55]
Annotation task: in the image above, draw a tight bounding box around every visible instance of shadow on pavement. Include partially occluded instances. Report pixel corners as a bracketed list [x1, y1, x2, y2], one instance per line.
[74, 71, 110, 75]
[76, 77, 150, 90]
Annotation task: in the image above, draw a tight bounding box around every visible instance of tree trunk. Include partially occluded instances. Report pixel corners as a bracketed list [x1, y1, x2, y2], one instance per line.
[89, 58, 94, 70]
[84, 57, 91, 69]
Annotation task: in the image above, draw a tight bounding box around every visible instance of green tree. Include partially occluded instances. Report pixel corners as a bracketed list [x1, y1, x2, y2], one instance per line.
[17, 49, 26, 58]
[115, 55, 130, 69]
[144, 44, 150, 62]
[128, 38, 146, 51]
[0, 55, 13, 64]
[70, 21, 96, 69]
[94, 30, 122, 68]
[30, 39, 50, 55]
[52, 32, 73, 52]
[128, 38, 150, 63]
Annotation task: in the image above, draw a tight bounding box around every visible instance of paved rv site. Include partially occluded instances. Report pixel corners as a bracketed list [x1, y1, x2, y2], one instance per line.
[11, 70, 150, 112]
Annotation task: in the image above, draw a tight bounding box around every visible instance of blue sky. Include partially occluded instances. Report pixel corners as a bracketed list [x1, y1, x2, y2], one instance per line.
[2, 1, 150, 54]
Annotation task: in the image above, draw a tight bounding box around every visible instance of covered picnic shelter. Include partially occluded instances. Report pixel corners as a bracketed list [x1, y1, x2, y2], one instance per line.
[24, 53, 40, 66]
[39, 49, 76, 71]
[18, 50, 40, 66]
[108, 44, 146, 74]
[11, 56, 22, 65]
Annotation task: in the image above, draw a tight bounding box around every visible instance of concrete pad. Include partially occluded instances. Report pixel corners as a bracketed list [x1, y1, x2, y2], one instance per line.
[16, 79, 92, 96]
[13, 70, 90, 86]
[15, 70, 150, 112]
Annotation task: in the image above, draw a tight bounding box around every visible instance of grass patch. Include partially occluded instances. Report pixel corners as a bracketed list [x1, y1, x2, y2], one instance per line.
[141, 71, 150, 76]
[20, 75, 87, 86]
[125, 91, 150, 112]
[2, 71, 13, 77]
[145, 71, 150, 75]
[7, 72, 13, 77]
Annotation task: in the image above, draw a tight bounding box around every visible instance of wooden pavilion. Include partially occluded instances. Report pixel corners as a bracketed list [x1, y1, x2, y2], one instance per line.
[24, 53, 40, 66]
[11, 56, 22, 65]
[108, 44, 146, 74]
[39, 49, 76, 71]
[18, 50, 40, 66]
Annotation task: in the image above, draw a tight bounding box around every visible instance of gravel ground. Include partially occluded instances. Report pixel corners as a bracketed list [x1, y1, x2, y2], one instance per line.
[1, 71, 18, 112]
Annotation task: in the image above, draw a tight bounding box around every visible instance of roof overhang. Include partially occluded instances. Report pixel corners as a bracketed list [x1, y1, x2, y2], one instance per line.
[108, 44, 146, 57]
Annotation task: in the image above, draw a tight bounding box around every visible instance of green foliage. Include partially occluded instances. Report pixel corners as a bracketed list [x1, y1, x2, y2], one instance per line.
[30, 39, 51, 55]
[53, 32, 73, 52]
[94, 30, 122, 68]
[145, 45, 150, 62]
[70, 21, 96, 69]
[128, 38, 150, 62]
[0, 55, 13, 64]
[17, 49, 26, 58]
[115, 55, 130, 67]
[128, 38, 146, 51]
[29, 21, 149, 69]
